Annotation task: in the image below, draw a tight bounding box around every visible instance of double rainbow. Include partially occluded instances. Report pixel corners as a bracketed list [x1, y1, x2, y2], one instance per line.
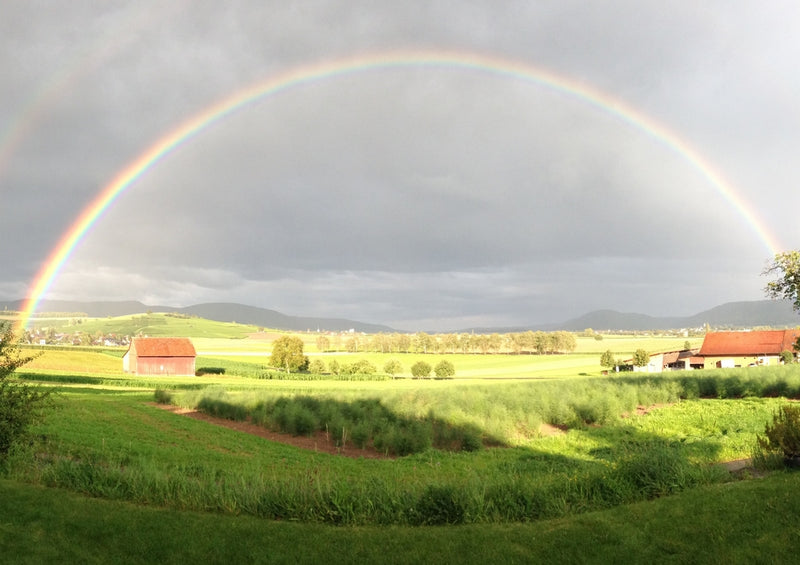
[16, 50, 781, 332]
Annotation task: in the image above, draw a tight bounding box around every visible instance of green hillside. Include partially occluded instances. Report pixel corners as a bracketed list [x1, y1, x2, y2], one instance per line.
[34, 313, 260, 339]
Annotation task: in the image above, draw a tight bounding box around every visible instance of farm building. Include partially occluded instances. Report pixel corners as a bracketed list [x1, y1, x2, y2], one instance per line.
[697, 329, 799, 369]
[636, 349, 703, 373]
[123, 337, 196, 376]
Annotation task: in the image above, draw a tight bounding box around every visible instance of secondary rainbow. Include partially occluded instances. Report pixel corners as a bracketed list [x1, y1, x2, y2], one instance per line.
[16, 49, 782, 332]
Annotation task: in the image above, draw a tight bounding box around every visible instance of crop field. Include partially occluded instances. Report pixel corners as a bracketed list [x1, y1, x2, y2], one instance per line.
[6, 328, 800, 561]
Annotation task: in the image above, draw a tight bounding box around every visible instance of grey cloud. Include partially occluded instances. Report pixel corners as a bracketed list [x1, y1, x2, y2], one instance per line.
[1, 2, 796, 330]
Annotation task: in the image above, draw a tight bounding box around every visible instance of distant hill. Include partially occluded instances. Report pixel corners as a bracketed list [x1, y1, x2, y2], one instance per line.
[176, 303, 393, 334]
[3, 298, 797, 333]
[556, 300, 799, 331]
[0, 299, 393, 333]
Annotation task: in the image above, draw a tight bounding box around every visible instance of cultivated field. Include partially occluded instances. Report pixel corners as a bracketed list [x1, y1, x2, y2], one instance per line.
[5, 319, 800, 562]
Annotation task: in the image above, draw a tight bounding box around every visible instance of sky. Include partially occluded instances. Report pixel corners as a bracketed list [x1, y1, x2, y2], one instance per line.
[1, 2, 798, 332]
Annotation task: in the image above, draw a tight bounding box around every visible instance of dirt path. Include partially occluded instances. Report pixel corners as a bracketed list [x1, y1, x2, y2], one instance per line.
[155, 403, 394, 459]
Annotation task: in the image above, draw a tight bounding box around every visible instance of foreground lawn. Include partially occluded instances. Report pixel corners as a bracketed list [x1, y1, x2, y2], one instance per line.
[2, 471, 799, 564]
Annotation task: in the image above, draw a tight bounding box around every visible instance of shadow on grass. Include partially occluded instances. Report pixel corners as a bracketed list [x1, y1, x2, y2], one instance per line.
[195, 394, 494, 456]
[18, 372, 206, 391]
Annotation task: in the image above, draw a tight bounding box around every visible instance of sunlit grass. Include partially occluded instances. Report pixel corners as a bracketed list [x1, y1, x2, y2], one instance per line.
[8, 367, 796, 526]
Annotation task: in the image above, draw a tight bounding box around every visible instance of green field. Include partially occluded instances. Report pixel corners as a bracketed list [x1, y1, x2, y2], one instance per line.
[5, 319, 800, 561]
[29, 312, 261, 339]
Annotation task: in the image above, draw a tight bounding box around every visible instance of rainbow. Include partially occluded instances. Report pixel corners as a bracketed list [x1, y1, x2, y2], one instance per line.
[16, 49, 782, 333]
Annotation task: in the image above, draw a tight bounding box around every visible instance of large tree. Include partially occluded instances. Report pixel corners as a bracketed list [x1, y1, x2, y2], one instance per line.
[269, 335, 309, 373]
[763, 250, 800, 312]
[1, 323, 50, 456]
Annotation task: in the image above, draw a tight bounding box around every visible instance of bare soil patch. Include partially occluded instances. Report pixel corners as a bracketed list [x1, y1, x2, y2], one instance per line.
[154, 403, 395, 459]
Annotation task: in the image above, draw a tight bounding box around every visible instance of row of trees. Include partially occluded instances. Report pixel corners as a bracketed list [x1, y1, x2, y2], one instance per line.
[315, 330, 577, 355]
[270, 336, 456, 377]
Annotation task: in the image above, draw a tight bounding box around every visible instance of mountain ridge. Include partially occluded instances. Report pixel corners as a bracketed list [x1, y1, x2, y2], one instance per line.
[1, 299, 393, 334]
[2, 298, 797, 333]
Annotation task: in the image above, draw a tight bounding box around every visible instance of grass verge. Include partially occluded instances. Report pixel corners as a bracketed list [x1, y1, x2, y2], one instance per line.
[2, 471, 799, 564]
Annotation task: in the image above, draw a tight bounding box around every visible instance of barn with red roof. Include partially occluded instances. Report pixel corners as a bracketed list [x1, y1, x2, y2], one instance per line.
[698, 329, 799, 369]
[123, 337, 197, 376]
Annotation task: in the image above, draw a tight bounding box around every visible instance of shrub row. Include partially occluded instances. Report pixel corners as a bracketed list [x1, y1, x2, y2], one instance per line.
[190, 393, 483, 455]
[195, 367, 226, 376]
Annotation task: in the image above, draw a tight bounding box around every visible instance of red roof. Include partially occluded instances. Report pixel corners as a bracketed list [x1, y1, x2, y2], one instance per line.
[661, 351, 679, 364]
[698, 330, 799, 356]
[130, 337, 196, 357]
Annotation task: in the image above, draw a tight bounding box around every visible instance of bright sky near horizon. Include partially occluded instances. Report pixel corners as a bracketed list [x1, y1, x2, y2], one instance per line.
[1, 2, 798, 331]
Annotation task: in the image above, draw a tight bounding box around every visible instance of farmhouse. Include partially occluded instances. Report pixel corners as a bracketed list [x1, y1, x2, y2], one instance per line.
[698, 329, 799, 369]
[123, 337, 196, 376]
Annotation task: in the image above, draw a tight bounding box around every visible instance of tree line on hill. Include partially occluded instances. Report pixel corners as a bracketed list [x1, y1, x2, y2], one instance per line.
[315, 330, 578, 355]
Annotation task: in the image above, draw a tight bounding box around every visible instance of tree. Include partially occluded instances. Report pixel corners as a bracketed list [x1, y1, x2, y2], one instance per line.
[488, 333, 503, 354]
[632, 349, 650, 368]
[350, 359, 377, 374]
[764, 250, 800, 353]
[763, 251, 800, 312]
[413, 332, 434, 354]
[383, 359, 403, 378]
[441, 333, 459, 354]
[269, 335, 309, 373]
[315, 335, 330, 352]
[308, 358, 326, 374]
[600, 350, 616, 371]
[1, 322, 51, 456]
[410, 360, 432, 379]
[434, 360, 455, 379]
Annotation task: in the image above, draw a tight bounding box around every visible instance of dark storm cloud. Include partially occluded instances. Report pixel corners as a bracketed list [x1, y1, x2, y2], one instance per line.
[1, 2, 797, 330]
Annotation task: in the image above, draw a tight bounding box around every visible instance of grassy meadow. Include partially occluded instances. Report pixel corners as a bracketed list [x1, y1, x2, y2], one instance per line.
[5, 317, 800, 561]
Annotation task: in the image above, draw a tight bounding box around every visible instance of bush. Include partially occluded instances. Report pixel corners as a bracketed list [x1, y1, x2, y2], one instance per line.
[195, 367, 226, 376]
[757, 404, 800, 460]
[433, 360, 455, 379]
[0, 323, 52, 456]
[153, 389, 173, 404]
[383, 359, 403, 378]
[347, 359, 377, 375]
[410, 361, 432, 379]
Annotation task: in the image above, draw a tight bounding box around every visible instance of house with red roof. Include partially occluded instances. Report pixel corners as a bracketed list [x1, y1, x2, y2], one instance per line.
[123, 337, 196, 376]
[698, 330, 799, 369]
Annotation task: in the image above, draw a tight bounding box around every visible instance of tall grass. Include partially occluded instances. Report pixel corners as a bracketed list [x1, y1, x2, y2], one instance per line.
[174, 366, 800, 450]
[11, 436, 725, 526]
